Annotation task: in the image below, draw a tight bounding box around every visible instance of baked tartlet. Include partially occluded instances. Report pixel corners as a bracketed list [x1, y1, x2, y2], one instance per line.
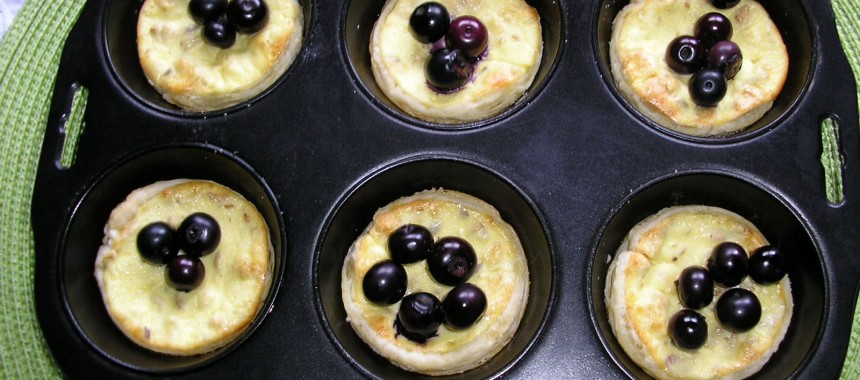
[605, 205, 793, 379]
[341, 189, 529, 375]
[94, 179, 273, 355]
[137, 0, 303, 111]
[370, 0, 542, 124]
[610, 0, 788, 136]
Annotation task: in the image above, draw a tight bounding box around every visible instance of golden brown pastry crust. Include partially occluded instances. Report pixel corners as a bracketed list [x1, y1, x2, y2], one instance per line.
[137, 0, 303, 111]
[605, 206, 792, 380]
[370, 0, 542, 124]
[610, 0, 788, 136]
[95, 179, 272, 355]
[341, 189, 529, 375]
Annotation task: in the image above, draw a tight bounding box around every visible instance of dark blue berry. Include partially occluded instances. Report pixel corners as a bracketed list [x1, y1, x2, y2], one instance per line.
[409, 2, 450, 44]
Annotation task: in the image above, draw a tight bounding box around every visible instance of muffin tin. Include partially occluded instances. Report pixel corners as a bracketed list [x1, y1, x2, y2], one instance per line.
[32, 0, 859, 378]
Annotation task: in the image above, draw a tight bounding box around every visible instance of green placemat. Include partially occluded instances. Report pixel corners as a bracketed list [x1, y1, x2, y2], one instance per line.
[831, 2, 860, 379]
[0, 1, 858, 378]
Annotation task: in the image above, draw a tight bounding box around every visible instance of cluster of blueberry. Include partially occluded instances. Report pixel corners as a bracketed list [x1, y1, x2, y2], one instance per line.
[408, 2, 489, 91]
[669, 242, 786, 350]
[137, 213, 222, 292]
[362, 224, 488, 343]
[665, 0, 744, 107]
[188, 0, 269, 49]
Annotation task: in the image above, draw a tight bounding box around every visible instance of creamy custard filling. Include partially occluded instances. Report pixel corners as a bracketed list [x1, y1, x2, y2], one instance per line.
[95, 180, 272, 355]
[342, 190, 529, 375]
[606, 206, 792, 380]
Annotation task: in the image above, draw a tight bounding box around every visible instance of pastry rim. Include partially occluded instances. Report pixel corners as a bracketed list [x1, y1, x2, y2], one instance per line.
[340, 189, 530, 376]
[604, 205, 794, 380]
[607, 0, 789, 137]
[136, 0, 304, 112]
[369, 0, 544, 124]
[94, 179, 274, 356]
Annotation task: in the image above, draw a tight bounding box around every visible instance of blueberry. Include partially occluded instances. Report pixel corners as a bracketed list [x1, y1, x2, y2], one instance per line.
[716, 288, 761, 332]
[695, 12, 733, 48]
[362, 260, 407, 305]
[668, 309, 708, 350]
[748, 245, 786, 284]
[427, 236, 477, 286]
[425, 48, 472, 91]
[708, 242, 749, 286]
[442, 283, 487, 330]
[676, 266, 714, 309]
[203, 17, 237, 49]
[227, 0, 269, 34]
[446, 16, 488, 59]
[178, 212, 221, 257]
[689, 69, 727, 108]
[165, 255, 206, 292]
[665, 35, 706, 75]
[707, 40, 743, 80]
[409, 2, 450, 44]
[710, 0, 741, 9]
[395, 292, 443, 343]
[137, 222, 180, 265]
[188, 0, 227, 24]
[388, 224, 434, 264]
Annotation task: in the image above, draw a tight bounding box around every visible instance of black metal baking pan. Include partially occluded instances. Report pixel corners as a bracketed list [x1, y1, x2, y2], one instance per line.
[32, 0, 860, 378]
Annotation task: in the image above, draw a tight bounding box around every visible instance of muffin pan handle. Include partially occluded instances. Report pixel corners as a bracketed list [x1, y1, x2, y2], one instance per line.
[50, 83, 89, 169]
[820, 115, 844, 206]
[41, 0, 101, 172]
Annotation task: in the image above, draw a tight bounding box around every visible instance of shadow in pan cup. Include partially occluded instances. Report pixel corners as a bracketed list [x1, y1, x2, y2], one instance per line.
[589, 172, 825, 378]
[315, 157, 555, 378]
[342, 0, 563, 130]
[103, 0, 313, 116]
[59, 143, 285, 373]
[594, 0, 813, 142]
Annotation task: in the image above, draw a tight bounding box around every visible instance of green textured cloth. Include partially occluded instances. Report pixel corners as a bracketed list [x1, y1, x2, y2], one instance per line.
[0, 1, 858, 378]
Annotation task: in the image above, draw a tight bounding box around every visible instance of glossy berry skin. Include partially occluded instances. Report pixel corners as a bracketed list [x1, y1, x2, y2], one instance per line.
[425, 48, 472, 91]
[137, 222, 180, 265]
[442, 283, 487, 330]
[396, 292, 444, 342]
[362, 261, 408, 305]
[708, 242, 749, 286]
[689, 69, 727, 108]
[710, 0, 741, 9]
[716, 288, 761, 332]
[165, 256, 206, 292]
[665, 35, 706, 75]
[203, 17, 237, 49]
[427, 236, 477, 286]
[226, 0, 269, 34]
[409, 2, 450, 43]
[707, 40, 743, 80]
[676, 266, 714, 309]
[189, 0, 227, 24]
[668, 309, 708, 350]
[178, 212, 221, 257]
[446, 16, 489, 59]
[749, 245, 786, 284]
[695, 12, 733, 48]
[388, 224, 434, 264]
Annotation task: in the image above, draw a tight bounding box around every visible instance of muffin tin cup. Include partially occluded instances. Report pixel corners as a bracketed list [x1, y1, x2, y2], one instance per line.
[104, 0, 315, 117]
[32, 0, 860, 377]
[588, 171, 825, 379]
[594, 0, 814, 142]
[314, 157, 555, 379]
[50, 143, 286, 373]
[342, 0, 565, 130]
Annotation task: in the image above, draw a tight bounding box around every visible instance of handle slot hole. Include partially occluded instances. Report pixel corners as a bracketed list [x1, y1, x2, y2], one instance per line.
[56, 84, 88, 169]
[820, 114, 844, 206]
